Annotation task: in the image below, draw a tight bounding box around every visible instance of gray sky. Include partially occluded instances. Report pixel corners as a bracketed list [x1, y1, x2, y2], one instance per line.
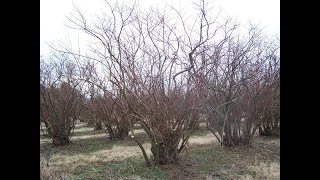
[40, 0, 279, 56]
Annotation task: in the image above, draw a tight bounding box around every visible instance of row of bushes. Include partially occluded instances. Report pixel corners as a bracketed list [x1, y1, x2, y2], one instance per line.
[40, 0, 279, 165]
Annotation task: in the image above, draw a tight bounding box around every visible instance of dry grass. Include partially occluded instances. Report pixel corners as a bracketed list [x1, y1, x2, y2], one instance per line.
[239, 162, 280, 180]
[40, 122, 279, 179]
[40, 161, 71, 180]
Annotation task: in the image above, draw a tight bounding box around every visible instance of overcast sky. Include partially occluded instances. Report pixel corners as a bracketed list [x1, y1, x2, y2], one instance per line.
[40, 0, 280, 56]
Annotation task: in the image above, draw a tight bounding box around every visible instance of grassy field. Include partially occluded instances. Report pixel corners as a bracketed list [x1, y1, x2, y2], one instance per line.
[40, 122, 280, 180]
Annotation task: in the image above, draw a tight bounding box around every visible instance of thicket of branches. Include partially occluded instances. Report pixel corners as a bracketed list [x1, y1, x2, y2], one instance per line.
[42, 0, 280, 165]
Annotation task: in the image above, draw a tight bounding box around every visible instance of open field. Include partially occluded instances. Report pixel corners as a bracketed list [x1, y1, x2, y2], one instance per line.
[40, 122, 280, 180]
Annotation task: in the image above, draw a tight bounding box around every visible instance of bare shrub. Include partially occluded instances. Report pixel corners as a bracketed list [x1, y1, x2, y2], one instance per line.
[95, 93, 131, 140]
[82, 85, 103, 130]
[80, 64, 131, 140]
[203, 25, 280, 147]
[40, 54, 85, 146]
[259, 64, 280, 137]
[52, 0, 218, 165]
